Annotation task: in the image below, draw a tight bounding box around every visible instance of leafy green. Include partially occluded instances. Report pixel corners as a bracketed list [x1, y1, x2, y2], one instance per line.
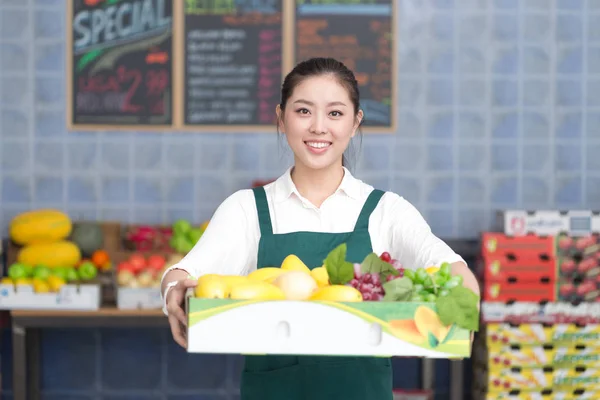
[360, 253, 399, 280]
[382, 277, 414, 301]
[435, 286, 480, 332]
[323, 243, 354, 285]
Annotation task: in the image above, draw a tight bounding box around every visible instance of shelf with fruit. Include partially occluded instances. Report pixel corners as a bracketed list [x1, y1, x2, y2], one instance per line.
[114, 252, 184, 309]
[122, 219, 209, 255]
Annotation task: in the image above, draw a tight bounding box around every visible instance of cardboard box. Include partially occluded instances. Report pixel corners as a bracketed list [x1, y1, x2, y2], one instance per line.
[0, 283, 101, 310]
[481, 233, 555, 260]
[392, 389, 432, 400]
[116, 287, 162, 309]
[499, 210, 600, 237]
[480, 390, 600, 400]
[486, 323, 554, 347]
[557, 279, 600, 303]
[484, 281, 556, 302]
[186, 298, 472, 358]
[483, 254, 556, 283]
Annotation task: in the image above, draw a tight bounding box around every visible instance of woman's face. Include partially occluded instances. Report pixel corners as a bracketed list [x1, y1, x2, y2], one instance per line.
[277, 75, 362, 171]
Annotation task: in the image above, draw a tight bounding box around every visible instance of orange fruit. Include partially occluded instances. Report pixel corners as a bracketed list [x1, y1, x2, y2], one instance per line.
[91, 250, 110, 268]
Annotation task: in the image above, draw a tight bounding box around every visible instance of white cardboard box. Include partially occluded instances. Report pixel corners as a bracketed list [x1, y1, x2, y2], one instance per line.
[116, 287, 162, 309]
[500, 210, 600, 236]
[0, 284, 101, 310]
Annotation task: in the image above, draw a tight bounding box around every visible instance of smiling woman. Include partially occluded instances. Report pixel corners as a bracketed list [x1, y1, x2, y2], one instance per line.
[161, 57, 479, 400]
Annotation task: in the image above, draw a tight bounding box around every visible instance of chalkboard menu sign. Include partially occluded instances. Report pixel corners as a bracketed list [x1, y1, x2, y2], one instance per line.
[68, 0, 173, 128]
[182, 0, 285, 128]
[294, 0, 396, 131]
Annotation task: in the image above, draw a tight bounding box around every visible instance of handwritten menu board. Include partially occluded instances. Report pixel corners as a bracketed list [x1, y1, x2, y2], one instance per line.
[295, 0, 395, 130]
[68, 0, 173, 127]
[182, 1, 284, 127]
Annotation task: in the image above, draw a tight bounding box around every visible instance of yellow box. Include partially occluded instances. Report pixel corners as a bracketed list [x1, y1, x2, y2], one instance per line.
[487, 323, 553, 347]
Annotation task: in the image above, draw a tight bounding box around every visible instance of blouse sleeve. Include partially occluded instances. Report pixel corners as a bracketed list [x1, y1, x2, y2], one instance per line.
[385, 194, 465, 270]
[161, 189, 258, 281]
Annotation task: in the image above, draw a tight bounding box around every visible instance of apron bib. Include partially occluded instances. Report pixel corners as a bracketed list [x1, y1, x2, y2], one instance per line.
[240, 187, 393, 400]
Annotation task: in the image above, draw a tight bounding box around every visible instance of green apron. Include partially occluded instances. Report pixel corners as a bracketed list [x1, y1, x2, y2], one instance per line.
[240, 187, 393, 400]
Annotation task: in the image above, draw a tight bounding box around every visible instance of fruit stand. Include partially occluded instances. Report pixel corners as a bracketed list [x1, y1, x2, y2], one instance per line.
[1, 210, 209, 311]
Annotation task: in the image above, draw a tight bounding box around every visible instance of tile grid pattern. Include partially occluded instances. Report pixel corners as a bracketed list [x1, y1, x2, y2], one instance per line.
[1, 1, 599, 240]
[0, 1, 599, 399]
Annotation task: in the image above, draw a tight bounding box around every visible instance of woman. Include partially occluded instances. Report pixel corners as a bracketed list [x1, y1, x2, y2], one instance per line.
[161, 57, 480, 400]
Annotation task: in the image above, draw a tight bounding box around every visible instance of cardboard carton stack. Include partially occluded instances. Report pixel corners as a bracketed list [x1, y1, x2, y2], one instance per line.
[481, 233, 556, 303]
[475, 210, 600, 399]
[475, 305, 600, 399]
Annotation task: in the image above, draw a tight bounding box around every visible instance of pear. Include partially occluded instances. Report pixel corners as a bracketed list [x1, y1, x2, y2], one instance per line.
[280, 254, 311, 274]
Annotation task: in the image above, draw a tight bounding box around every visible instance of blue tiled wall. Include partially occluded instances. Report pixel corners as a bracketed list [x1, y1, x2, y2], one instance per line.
[0, 0, 598, 399]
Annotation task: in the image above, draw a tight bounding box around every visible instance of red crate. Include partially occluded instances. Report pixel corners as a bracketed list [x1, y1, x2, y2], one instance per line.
[481, 233, 555, 259]
[483, 281, 556, 302]
[483, 253, 557, 283]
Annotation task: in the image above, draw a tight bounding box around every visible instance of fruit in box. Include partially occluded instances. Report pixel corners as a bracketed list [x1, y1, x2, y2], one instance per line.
[191, 243, 480, 333]
[17, 240, 82, 268]
[125, 225, 173, 252]
[116, 253, 177, 288]
[272, 270, 317, 300]
[3, 256, 98, 293]
[9, 209, 72, 245]
[168, 219, 209, 254]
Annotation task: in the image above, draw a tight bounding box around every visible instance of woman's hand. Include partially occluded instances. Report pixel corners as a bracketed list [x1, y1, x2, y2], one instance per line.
[166, 278, 198, 348]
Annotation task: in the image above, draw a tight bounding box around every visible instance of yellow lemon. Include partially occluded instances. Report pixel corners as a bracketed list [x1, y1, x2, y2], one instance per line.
[1, 277, 13, 285]
[309, 285, 363, 302]
[32, 279, 50, 293]
[273, 271, 318, 300]
[310, 267, 329, 287]
[247, 267, 286, 282]
[47, 276, 66, 292]
[280, 254, 311, 274]
[15, 277, 32, 286]
[195, 275, 229, 299]
[230, 281, 286, 300]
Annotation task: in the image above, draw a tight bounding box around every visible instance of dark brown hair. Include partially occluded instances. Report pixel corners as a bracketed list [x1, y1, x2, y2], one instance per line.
[277, 57, 363, 168]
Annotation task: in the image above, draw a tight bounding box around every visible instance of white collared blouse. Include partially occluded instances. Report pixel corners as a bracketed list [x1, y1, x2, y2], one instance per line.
[162, 167, 465, 285]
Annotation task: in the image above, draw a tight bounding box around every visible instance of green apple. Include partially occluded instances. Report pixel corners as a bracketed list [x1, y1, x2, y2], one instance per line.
[33, 265, 51, 280]
[187, 227, 203, 244]
[22, 264, 33, 277]
[65, 267, 79, 282]
[52, 267, 68, 280]
[8, 263, 28, 280]
[78, 261, 97, 281]
[172, 219, 191, 236]
[169, 235, 190, 253]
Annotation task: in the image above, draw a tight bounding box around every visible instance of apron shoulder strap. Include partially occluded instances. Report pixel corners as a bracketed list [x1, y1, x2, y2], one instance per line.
[252, 187, 273, 235]
[353, 189, 385, 232]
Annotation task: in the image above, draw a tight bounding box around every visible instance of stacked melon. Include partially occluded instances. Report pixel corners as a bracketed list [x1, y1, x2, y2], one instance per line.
[5, 209, 103, 292]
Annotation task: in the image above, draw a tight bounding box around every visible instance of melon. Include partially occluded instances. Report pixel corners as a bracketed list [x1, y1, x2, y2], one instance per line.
[17, 240, 82, 268]
[70, 222, 104, 257]
[9, 209, 72, 245]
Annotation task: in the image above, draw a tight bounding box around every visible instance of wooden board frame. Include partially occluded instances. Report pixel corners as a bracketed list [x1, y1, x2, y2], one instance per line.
[65, 0, 177, 132]
[66, 0, 396, 134]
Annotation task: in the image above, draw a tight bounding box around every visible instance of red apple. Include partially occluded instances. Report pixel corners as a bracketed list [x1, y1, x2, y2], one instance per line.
[560, 259, 576, 275]
[117, 261, 134, 272]
[147, 254, 166, 270]
[128, 254, 147, 274]
[559, 283, 575, 298]
[558, 236, 573, 250]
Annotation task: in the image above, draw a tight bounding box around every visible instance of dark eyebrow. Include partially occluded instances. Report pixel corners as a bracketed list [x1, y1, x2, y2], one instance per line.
[293, 99, 348, 107]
